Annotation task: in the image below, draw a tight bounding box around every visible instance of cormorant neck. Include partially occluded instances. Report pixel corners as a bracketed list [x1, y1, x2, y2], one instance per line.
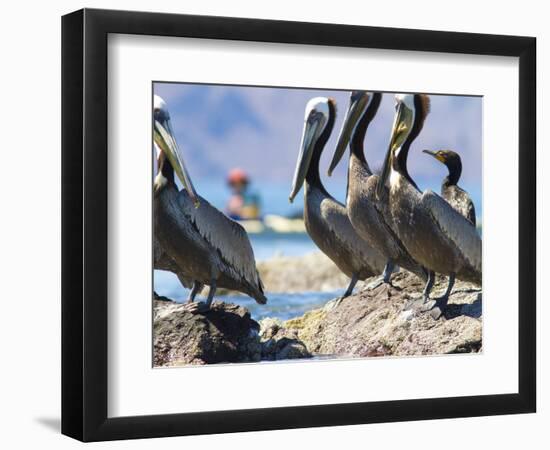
[306, 101, 336, 196]
[443, 158, 462, 187]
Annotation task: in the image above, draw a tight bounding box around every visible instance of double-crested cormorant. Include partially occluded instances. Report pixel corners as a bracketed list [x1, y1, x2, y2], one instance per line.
[289, 97, 386, 299]
[153, 95, 266, 313]
[327, 91, 427, 286]
[422, 149, 476, 226]
[378, 94, 481, 318]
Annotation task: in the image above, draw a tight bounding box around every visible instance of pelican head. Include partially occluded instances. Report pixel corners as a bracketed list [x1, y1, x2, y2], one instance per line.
[328, 91, 380, 176]
[377, 93, 430, 198]
[153, 95, 199, 206]
[289, 97, 333, 203]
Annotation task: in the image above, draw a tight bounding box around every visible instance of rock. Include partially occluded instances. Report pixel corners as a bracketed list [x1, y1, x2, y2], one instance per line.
[153, 270, 481, 365]
[256, 252, 350, 293]
[154, 299, 262, 366]
[277, 270, 482, 357]
[258, 317, 283, 340]
[258, 318, 311, 360]
[154, 300, 311, 366]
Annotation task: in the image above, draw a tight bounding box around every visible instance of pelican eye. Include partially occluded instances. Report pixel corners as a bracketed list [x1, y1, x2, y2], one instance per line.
[154, 107, 169, 123]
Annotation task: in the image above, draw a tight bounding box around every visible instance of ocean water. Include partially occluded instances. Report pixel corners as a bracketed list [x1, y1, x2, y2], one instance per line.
[158, 288, 338, 322]
[154, 231, 339, 322]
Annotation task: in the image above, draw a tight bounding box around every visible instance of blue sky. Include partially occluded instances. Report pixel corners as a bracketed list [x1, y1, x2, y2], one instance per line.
[154, 83, 482, 219]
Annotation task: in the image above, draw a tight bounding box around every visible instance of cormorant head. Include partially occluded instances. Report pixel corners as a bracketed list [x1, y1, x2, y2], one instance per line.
[423, 149, 463, 185]
[328, 91, 382, 176]
[289, 97, 335, 203]
[153, 95, 199, 206]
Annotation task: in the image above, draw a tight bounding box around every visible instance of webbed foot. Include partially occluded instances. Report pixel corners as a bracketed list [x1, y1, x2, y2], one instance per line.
[364, 277, 386, 291]
[419, 297, 449, 320]
[183, 301, 210, 314]
[403, 296, 448, 320]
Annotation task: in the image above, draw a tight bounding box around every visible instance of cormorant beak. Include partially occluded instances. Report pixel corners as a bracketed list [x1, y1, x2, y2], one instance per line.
[423, 149, 445, 163]
[377, 100, 414, 199]
[327, 92, 369, 176]
[289, 111, 325, 203]
[154, 118, 200, 208]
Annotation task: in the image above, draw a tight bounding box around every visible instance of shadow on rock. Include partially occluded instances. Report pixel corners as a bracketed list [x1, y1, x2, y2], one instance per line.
[444, 293, 482, 319]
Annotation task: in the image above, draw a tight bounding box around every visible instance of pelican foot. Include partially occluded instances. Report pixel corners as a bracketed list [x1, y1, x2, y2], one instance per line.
[333, 296, 345, 308]
[403, 294, 426, 310]
[364, 277, 386, 291]
[183, 301, 210, 315]
[403, 297, 423, 311]
[402, 296, 448, 320]
[418, 297, 449, 320]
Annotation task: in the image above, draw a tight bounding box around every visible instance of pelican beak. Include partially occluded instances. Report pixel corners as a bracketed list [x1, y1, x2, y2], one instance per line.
[328, 92, 369, 176]
[377, 100, 413, 199]
[376, 141, 393, 200]
[154, 118, 200, 208]
[289, 112, 325, 203]
[423, 149, 444, 163]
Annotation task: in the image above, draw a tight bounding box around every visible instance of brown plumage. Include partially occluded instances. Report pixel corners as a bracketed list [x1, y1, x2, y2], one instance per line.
[328, 91, 427, 284]
[378, 93, 481, 319]
[289, 97, 386, 298]
[153, 95, 266, 312]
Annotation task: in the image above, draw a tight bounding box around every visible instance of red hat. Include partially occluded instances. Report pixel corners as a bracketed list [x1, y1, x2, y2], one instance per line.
[227, 168, 249, 184]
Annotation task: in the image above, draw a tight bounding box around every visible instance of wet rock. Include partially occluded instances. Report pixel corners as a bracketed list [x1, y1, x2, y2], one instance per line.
[154, 300, 262, 366]
[278, 270, 482, 357]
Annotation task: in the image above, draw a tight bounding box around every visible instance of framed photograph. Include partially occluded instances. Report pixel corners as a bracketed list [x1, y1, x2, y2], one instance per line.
[62, 8, 536, 442]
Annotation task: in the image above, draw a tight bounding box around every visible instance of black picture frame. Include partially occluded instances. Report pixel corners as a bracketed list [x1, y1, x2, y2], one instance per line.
[61, 8, 536, 442]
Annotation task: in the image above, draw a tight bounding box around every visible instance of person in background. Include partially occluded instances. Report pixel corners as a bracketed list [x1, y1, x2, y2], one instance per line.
[226, 168, 262, 220]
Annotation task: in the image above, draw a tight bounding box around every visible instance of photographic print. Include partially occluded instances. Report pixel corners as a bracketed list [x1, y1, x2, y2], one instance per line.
[61, 11, 535, 440]
[152, 83, 482, 367]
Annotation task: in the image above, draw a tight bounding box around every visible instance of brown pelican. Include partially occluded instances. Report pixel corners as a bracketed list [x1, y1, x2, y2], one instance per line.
[154, 236, 202, 293]
[422, 150, 476, 226]
[327, 91, 427, 287]
[289, 97, 386, 299]
[377, 93, 481, 319]
[153, 95, 266, 312]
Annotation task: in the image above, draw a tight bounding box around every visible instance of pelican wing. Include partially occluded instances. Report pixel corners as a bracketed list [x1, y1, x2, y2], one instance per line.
[153, 235, 194, 288]
[177, 194, 261, 287]
[320, 197, 386, 273]
[421, 190, 481, 272]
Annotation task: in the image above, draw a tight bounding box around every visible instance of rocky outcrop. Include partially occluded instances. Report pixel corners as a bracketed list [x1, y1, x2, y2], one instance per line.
[256, 252, 350, 293]
[154, 299, 311, 366]
[280, 270, 482, 357]
[154, 269, 482, 366]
